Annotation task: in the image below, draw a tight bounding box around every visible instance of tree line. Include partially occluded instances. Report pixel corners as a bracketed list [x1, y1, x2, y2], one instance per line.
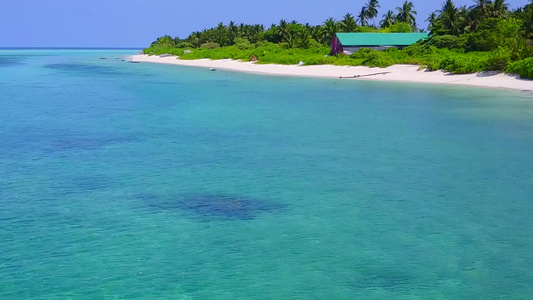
[146, 0, 533, 78]
[152, 0, 422, 50]
[151, 0, 533, 49]
[424, 0, 532, 60]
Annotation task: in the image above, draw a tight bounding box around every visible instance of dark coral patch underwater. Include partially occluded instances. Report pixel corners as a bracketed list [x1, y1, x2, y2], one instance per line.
[0, 56, 25, 67]
[49, 135, 138, 152]
[138, 193, 285, 220]
[44, 63, 125, 76]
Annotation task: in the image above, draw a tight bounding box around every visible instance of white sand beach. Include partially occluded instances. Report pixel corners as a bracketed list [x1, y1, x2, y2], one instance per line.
[129, 54, 533, 92]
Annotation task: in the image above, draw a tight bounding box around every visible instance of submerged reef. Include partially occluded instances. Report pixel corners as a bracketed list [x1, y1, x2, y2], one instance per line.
[138, 193, 285, 220]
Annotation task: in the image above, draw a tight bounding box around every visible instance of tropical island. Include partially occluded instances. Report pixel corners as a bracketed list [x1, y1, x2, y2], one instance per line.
[139, 0, 533, 82]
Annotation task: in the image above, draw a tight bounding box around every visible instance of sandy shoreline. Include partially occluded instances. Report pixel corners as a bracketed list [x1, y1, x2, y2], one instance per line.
[129, 54, 533, 92]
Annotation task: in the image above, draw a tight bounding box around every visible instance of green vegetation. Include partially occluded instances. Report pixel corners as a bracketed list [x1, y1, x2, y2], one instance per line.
[144, 0, 533, 79]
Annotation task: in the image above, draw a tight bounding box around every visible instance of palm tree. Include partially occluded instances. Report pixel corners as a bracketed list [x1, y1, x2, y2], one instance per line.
[250, 24, 265, 43]
[380, 10, 396, 28]
[285, 24, 299, 48]
[239, 23, 246, 37]
[186, 31, 202, 48]
[303, 22, 315, 40]
[470, 0, 491, 19]
[358, 6, 369, 26]
[340, 13, 357, 32]
[276, 19, 290, 43]
[154, 35, 175, 47]
[322, 18, 339, 43]
[396, 1, 417, 27]
[316, 27, 331, 44]
[411, 21, 420, 32]
[228, 21, 238, 44]
[463, 6, 480, 33]
[425, 11, 437, 31]
[490, 0, 509, 17]
[311, 25, 327, 44]
[524, 13, 533, 39]
[365, 0, 381, 27]
[213, 22, 229, 46]
[298, 27, 312, 49]
[439, 0, 461, 35]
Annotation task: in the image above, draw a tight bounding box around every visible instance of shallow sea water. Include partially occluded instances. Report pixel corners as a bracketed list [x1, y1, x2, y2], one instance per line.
[1, 50, 533, 299]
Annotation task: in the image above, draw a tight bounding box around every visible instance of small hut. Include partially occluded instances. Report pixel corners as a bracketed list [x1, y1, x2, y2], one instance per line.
[331, 33, 428, 55]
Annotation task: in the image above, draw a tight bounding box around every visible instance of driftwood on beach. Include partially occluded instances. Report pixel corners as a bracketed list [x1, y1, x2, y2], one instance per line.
[340, 72, 391, 79]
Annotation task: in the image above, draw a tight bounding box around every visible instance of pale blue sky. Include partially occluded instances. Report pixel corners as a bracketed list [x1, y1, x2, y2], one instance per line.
[0, 0, 529, 48]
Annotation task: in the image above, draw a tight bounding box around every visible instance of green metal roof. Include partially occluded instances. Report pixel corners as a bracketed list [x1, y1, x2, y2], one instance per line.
[336, 33, 428, 46]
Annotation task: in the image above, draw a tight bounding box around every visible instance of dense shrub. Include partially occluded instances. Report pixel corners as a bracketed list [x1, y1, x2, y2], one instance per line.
[176, 42, 192, 48]
[279, 42, 290, 49]
[439, 52, 490, 74]
[350, 49, 395, 67]
[425, 57, 444, 71]
[387, 22, 412, 33]
[179, 45, 252, 60]
[462, 31, 496, 52]
[304, 55, 340, 65]
[200, 42, 220, 49]
[364, 52, 395, 67]
[249, 42, 283, 60]
[383, 47, 409, 63]
[143, 46, 182, 56]
[505, 57, 533, 79]
[256, 46, 330, 65]
[487, 47, 512, 70]
[234, 38, 254, 50]
[428, 35, 463, 49]
[461, 18, 525, 52]
[354, 26, 379, 33]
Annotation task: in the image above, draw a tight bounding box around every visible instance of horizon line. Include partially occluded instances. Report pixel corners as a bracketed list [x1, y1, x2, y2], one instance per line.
[0, 47, 143, 50]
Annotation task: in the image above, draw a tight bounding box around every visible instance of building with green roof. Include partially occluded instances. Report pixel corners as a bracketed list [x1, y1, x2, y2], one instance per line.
[331, 33, 428, 55]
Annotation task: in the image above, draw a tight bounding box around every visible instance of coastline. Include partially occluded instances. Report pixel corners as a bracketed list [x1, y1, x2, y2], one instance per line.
[129, 54, 533, 92]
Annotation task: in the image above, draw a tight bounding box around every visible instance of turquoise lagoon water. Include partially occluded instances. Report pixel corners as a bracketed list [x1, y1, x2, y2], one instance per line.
[1, 49, 533, 299]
